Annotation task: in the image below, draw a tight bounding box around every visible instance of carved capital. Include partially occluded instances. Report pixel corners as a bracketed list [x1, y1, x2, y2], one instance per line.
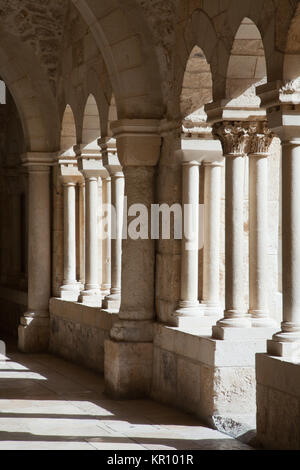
[213, 121, 250, 156]
[279, 77, 300, 104]
[248, 121, 275, 156]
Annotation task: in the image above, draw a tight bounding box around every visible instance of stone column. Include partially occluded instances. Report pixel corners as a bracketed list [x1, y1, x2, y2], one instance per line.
[201, 160, 223, 315]
[101, 176, 112, 297]
[77, 144, 107, 306]
[18, 153, 53, 352]
[105, 119, 161, 398]
[78, 181, 85, 287]
[248, 122, 275, 327]
[213, 122, 252, 339]
[176, 160, 201, 317]
[269, 139, 300, 353]
[59, 154, 83, 301]
[100, 138, 125, 311]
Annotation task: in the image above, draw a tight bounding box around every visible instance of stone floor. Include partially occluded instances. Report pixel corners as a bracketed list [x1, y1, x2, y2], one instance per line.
[0, 344, 252, 450]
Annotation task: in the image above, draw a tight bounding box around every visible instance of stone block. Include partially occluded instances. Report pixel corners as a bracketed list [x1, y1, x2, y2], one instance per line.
[104, 339, 153, 399]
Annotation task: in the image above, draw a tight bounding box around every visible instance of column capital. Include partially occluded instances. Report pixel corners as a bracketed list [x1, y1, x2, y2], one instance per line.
[110, 119, 161, 167]
[21, 152, 56, 172]
[248, 121, 276, 157]
[213, 121, 251, 157]
[75, 143, 109, 179]
[98, 137, 123, 175]
[57, 153, 83, 185]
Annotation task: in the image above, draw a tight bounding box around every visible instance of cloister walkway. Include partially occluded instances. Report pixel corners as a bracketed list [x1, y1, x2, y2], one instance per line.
[0, 340, 251, 451]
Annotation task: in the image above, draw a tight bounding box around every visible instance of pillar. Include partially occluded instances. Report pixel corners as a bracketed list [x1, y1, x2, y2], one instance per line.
[103, 171, 125, 311]
[201, 160, 223, 315]
[77, 144, 107, 307]
[18, 153, 52, 352]
[60, 181, 79, 300]
[248, 122, 275, 327]
[104, 119, 161, 398]
[213, 122, 252, 339]
[176, 160, 201, 318]
[101, 176, 112, 297]
[78, 181, 85, 287]
[269, 140, 300, 354]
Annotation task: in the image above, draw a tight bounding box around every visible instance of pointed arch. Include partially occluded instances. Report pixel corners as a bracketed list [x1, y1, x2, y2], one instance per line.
[60, 105, 77, 152]
[82, 94, 101, 145]
[226, 17, 267, 104]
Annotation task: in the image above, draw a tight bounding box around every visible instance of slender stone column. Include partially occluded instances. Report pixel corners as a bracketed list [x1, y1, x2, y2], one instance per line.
[201, 160, 223, 315]
[248, 122, 275, 327]
[176, 160, 201, 317]
[18, 153, 53, 352]
[103, 172, 125, 310]
[101, 176, 112, 297]
[78, 181, 85, 287]
[269, 140, 300, 352]
[59, 154, 82, 301]
[105, 119, 161, 399]
[60, 182, 78, 300]
[213, 122, 252, 338]
[77, 144, 107, 306]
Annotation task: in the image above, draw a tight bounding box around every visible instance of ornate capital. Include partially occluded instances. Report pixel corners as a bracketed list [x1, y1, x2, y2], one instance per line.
[279, 77, 300, 104]
[213, 121, 251, 156]
[248, 121, 275, 156]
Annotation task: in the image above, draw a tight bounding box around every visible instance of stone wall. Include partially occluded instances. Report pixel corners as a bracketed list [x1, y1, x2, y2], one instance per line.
[49, 298, 118, 373]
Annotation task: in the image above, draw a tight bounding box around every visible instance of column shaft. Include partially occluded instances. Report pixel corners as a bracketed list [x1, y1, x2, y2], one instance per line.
[103, 172, 125, 310]
[249, 155, 273, 326]
[202, 162, 222, 314]
[79, 177, 101, 306]
[215, 155, 251, 330]
[101, 177, 112, 295]
[177, 161, 201, 316]
[60, 182, 79, 300]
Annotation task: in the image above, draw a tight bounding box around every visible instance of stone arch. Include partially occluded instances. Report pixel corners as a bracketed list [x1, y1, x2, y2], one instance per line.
[226, 17, 267, 106]
[0, 30, 60, 152]
[173, 9, 217, 119]
[72, 0, 164, 119]
[60, 105, 77, 153]
[82, 94, 101, 145]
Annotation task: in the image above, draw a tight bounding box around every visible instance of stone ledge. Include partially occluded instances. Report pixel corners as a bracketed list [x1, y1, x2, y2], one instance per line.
[154, 323, 270, 367]
[256, 353, 300, 398]
[49, 297, 118, 331]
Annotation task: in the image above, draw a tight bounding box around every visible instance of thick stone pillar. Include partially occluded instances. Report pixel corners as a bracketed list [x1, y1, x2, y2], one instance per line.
[100, 138, 125, 311]
[201, 160, 223, 315]
[105, 119, 161, 398]
[77, 144, 107, 307]
[59, 155, 82, 301]
[18, 153, 53, 352]
[213, 122, 252, 339]
[176, 160, 201, 317]
[248, 122, 276, 327]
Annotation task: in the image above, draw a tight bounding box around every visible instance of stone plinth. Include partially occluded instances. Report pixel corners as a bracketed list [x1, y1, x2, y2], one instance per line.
[104, 339, 153, 399]
[256, 353, 300, 450]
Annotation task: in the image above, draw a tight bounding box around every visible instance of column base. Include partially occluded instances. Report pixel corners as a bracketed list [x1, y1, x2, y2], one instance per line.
[249, 310, 277, 328]
[102, 293, 121, 312]
[18, 315, 50, 353]
[200, 301, 223, 317]
[213, 324, 276, 341]
[60, 284, 79, 302]
[101, 285, 111, 298]
[104, 339, 153, 399]
[256, 354, 300, 449]
[79, 289, 102, 307]
[174, 303, 214, 334]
